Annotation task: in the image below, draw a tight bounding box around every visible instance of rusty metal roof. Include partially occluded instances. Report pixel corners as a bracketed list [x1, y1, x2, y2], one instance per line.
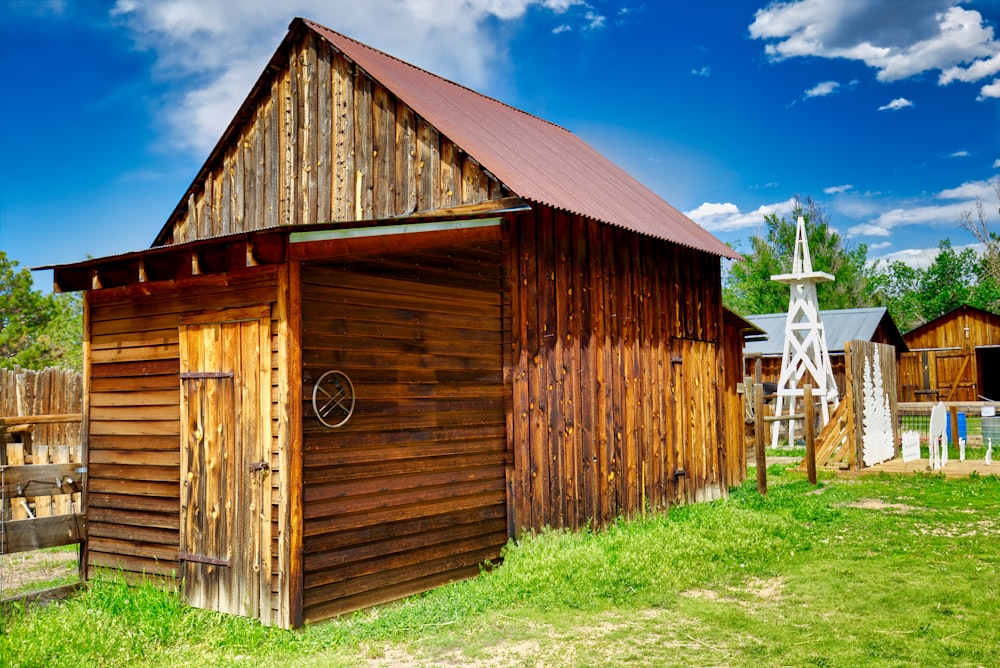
[303, 19, 737, 259]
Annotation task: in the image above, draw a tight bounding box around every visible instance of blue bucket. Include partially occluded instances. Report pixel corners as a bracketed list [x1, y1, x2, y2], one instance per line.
[945, 412, 967, 442]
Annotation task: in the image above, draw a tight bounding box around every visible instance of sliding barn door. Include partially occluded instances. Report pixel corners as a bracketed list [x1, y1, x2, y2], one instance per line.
[178, 310, 271, 623]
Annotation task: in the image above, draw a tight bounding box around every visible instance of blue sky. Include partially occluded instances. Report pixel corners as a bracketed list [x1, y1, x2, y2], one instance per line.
[3, 0, 1000, 292]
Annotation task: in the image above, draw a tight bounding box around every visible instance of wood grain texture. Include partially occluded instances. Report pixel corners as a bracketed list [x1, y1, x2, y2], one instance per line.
[507, 207, 736, 532]
[157, 33, 512, 246]
[298, 241, 507, 625]
[83, 270, 280, 608]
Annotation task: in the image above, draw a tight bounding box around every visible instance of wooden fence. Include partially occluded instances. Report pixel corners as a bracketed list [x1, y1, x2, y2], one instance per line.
[1, 367, 85, 607]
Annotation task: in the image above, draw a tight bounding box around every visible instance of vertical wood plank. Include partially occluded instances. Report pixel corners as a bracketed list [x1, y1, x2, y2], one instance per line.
[372, 85, 394, 219]
[395, 104, 416, 215]
[353, 71, 373, 220]
[316, 43, 332, 224]
[299, 36, 316, 227]
[416, 119, 437, 213]
[333, 54, 354, 221]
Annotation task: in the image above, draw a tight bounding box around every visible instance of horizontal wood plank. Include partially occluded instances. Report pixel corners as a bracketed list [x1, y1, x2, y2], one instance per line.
[2, 514, 85, 554]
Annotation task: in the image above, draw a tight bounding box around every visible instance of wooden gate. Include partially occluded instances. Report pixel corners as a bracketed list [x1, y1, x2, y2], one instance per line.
[178, 308, 271, 622]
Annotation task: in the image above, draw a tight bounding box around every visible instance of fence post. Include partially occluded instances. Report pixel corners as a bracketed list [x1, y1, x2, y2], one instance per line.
[754, 382, 767, 495]
[949, 405, 960, 455]
[803, 383, 816, 484]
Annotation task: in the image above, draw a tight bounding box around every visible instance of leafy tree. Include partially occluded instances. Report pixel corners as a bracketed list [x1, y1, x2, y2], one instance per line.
[868, 239, 999, 331]
[0, 252, 82, 371]
[724, 198, 871, 315]
[866, 258, 925, 332]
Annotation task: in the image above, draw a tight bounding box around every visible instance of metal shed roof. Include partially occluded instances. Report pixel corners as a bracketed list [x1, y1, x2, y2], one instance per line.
[302, 19, 737, 259]
[743, 307, 906, 355]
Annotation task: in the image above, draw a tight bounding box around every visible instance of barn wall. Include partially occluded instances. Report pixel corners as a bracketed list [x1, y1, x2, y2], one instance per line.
[901, 306, 1000, 402]
[508, 207, 734, 533]
[297, 240, 508, 623]
[161, 28, 510, 246]
[720, 319, 747, 485]
[84, 267, 285, 620]
[903, 306, 1000, 350]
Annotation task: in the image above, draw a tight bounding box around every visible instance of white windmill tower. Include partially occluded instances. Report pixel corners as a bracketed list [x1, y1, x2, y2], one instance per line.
[770, 216, 840, 448]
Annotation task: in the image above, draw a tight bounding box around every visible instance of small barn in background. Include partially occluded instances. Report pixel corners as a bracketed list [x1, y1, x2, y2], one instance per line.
[899, 304, 1000, 402]
[743, 307, 907, 392]
[46, 18, 745, 628]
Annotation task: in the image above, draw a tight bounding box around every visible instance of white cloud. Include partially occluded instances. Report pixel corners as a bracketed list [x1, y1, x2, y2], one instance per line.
[869, 247, 941, 269]
[948, 150, 970, 158]
[691, 66, 711, 77]
[111, 0, 586, 154]
[583, 10, 605, 29]
[823, 184, 853, 194]
[870, 242, 984, 269]
[749, 1, 1000, 97]
[878, 97, 913, 111]
[805, 80, 839, 97]
[977, 78, 1000, 100]
[687, 202, 739, 219]
[868, 241, 891, 250]
[552, 24, 571, 34]
[848, 200, 973, 237]
[993, 159, 1000, 169]
[686, 199, 796, 232]
[938, 179, 996, 199]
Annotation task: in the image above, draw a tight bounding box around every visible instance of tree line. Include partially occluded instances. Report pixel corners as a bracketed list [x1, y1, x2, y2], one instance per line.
[723, 193, 1000, 332]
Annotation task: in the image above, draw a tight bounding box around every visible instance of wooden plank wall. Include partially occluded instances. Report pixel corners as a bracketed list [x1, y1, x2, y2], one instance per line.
[898, 350, 977, 402]
[0, 367, 83, 447]
[298, 242, 507, 623]
[84, 267, 283, 619]
[508, 208, 733, 534]
[904, 306, 1000, 350]
[163, 29, 510, 246]
[720, 320, 747, 486]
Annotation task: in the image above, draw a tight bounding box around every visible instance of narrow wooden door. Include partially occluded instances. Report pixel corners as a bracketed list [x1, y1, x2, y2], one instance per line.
[672, 339, 721, 504]
[179, 310, 271, 623]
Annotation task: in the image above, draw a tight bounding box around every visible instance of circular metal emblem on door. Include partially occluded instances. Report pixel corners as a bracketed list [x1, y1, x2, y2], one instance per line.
[311, 370, 356, 428]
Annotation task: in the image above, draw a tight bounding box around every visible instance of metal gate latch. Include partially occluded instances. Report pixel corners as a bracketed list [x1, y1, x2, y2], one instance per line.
[249, 461, 270, 473]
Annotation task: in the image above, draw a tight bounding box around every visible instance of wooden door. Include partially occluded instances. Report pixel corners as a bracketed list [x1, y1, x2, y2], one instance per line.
[179, 309, 271, 622]
[672, 339, 721, 504]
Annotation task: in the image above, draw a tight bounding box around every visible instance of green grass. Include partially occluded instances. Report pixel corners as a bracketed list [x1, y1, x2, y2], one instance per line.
[2, 470, 999, 667]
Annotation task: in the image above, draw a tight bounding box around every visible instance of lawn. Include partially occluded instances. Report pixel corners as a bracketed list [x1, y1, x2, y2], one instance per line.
[2, 467, 998, 667]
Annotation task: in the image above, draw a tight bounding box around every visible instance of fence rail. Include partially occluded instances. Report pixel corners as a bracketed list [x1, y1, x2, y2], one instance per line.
[1, 367, 86, 607]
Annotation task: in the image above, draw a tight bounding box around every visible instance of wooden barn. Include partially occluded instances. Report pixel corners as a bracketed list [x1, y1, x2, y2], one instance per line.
[899, 304, 1000, 402]
[46, 18, 744, 628]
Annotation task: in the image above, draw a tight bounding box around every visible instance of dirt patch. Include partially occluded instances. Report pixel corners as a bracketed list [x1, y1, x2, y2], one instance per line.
[681, 576, 785, 609]
[842, 498, 921, 512]
[0, 548, 78, 598]
[915, 519, 998, 538]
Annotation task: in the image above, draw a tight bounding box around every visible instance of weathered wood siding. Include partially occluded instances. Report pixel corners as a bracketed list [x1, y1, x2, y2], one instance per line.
[720, 318, 747, 485]
[508, 208, 733, 533]
[299, 240, 507, 623]
[160, 29, 510, 246]
[901, 306, 1000, 402]
[84, 267, 285, 621]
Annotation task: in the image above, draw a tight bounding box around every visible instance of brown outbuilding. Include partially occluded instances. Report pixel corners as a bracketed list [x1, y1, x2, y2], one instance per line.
[47, 18, 746, 628]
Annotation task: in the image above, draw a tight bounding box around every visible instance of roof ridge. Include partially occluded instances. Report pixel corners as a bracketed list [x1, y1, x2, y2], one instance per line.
[299, 17, 570, 135]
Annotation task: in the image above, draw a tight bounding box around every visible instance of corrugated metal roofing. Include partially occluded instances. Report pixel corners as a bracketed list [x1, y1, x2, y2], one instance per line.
[302, 18, 738, 259]
[743, 307, 900, 355]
